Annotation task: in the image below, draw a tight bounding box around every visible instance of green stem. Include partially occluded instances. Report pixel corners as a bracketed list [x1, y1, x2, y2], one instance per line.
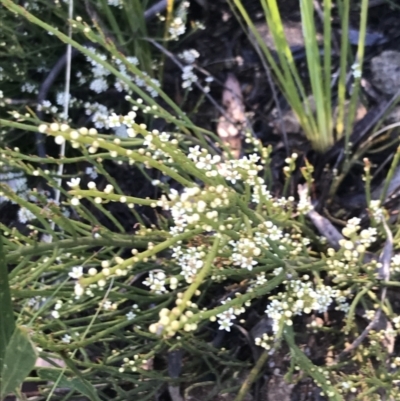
[234, 350, 269, 401]
[80, 228, 204, 286]
[170, 235, 221, 325]
[380, 145, 400, 203]
[184, 272, 286, 328]
[344, 284, 372, 334]
[5, 237, 148, 263]
[284, 326, 343, 400]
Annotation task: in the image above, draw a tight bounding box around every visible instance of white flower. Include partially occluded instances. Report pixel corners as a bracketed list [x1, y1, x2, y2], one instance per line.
[69, 266, 83, 279]
[108, 0, 122, 7]
[169, 17, 186, 39]
[51, 310, 60, 319]
[369, 200, 384, 222]
[351, 62, 361, 79]
[181, 65, 198, 90]
[298, 196, 313, 214]
[21, 82, 37, 93]
[62, 334, 71, 343]
[179, 253, 204, 283]
[74, 283, 84, 298]
[252, 184, 272, 204]
[85, 102, 110, 129]
[359, 227, 377, 245]
[143, 271, 168, 294]
[188, 145, 202, 161]
[102, 300, 112, 310]
[85, 167, 98, 180]
[90, 77, 108, 93]
[113, 125, 128, 138]
[115, 80, 129, 93]
[134, 75, 145, 87]
[178, 49, 200, 64]
[38, 100, 52, 110]
[336, 301, 350, 313]
[67, 177, 81, 188]
[256, 273, 267, 286]
[218, 319, 233, 332]
[122, 111, 136, 127]
[159, 132, 170, 142]
[54, 301, 63, 310]
[232, 254, 258, 271]
[56, 92, 71, 106]
[108, 113, 121, 128]
[146, 78, 161, 98]
[126, 311, 136, 320]
[126, 56, 139, 66]
[17, 207, 36, 224]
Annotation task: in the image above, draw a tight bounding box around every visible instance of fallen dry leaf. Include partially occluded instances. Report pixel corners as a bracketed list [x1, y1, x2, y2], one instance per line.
[217, 73, 246, 159]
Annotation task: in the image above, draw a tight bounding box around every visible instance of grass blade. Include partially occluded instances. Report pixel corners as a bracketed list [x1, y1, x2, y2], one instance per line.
[300, 0, 330, 151]
[322, 0, 333, 141]
[343, 0, 369, 163]
[0, 233, 15, 370]
[38, 368, 101, 401]
[0, 326, 38, 399]
[336, 0, 350, 139]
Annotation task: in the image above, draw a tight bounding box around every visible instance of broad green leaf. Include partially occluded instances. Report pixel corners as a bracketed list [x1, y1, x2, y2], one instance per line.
[0, 233, 15, 369]
[38, 369, 101, 401]
[0, 326, 38, 399]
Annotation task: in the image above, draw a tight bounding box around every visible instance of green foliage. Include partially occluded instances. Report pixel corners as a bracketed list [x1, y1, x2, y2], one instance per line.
[0, 1, 400, 400]
[229, 0, 370, 153]
[38, 368, 101, 401]
[0, 234, 15, 370]
[0, 326, 38, 400]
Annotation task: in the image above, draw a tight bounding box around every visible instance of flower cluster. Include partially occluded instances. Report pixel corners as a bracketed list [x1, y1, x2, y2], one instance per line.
[297, 184, 313, 214]
[216, 299, 245, 332]
[161, 185, 235, 235]
[171, 245, 205, 283]
[81, 47, 160, 130]
[187, 146, 264, 185]
[38, 99, 58, 114]
[391, 254, 400, 273]
[181, 65, 198, 90]
[251, 183, 272, 204]
[85, 48, 111, 94]
[143, 270, 168, 294]
[178, 49, 200, 64]
[0, 167, 28, 203]
[119, 355, 148, 373]
[324, 216, 379, 285]
[230, 237, 260, 271]
[167, 1, 190, 39]
[84, 102, 111, 129]
[101, 300, 117, 311]
[265, 280, 348, 333]
[68, 266, 83, 279]
[51, 299, 63, 319]
[169, 17, 186, 39]
[255, 333, 272, 350]
[369, 199, 384, 223]
[17, 207, 36, 224]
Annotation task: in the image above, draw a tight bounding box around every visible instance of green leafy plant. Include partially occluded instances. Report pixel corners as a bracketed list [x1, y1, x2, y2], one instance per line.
[1, 1, 400, 400]
[228, 0, 369, 153]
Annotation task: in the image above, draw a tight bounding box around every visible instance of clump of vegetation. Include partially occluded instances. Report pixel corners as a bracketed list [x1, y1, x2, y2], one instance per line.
[1, 1, 400, 400]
